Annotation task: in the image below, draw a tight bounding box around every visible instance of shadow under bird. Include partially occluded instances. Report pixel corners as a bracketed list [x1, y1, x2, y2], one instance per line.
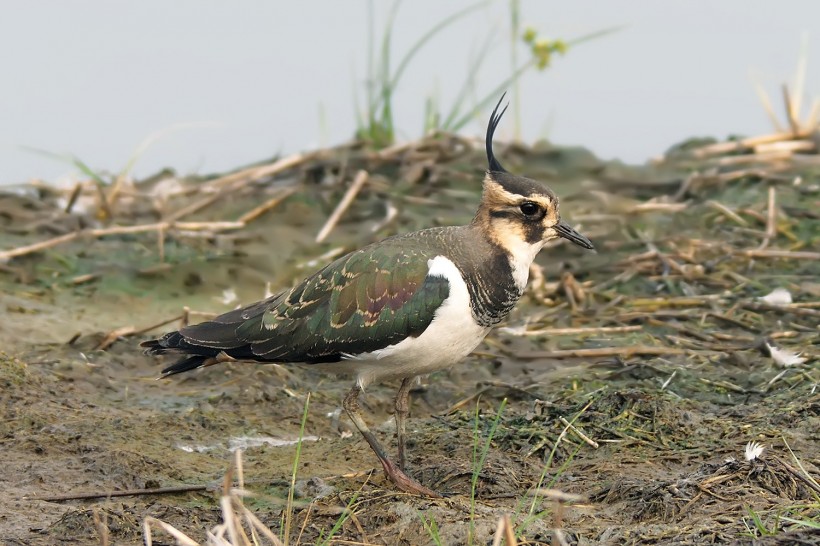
[142, 95, 595, 497]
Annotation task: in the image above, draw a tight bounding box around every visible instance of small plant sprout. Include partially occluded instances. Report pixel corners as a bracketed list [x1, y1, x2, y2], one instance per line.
[745, 441, 765, 462]
[356, 1, 619, 146]
[522, 27, 568, 70]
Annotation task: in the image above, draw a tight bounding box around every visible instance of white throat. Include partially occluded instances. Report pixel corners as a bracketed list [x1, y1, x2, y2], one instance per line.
[505, 238, 545, 292]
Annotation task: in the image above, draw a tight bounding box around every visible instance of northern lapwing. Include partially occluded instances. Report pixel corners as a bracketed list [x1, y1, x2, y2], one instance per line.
[142, 95, 594, 497]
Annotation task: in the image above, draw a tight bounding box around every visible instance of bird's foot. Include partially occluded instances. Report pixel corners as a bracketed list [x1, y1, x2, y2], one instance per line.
[378, 456, 441, 498]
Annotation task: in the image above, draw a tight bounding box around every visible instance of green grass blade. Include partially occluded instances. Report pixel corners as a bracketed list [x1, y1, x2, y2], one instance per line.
[423, 94, 440, 135]
[374, 0, 402, 145]
[418, 510, 444, 546]
[469, 398, 507, 545]
[778, 515, 820, 530]
[388, 0, 489, 92]
[282, 392, 311, 545]
[746, 506, 771, 536]
[121, 122, 217, 179]
[565, 25, 625, 48]
[365, 0, 375, 127]
[440, 29, 497, 131]
[447, 25, 623, 133]
[316, 489, 362, 546]
[509, 0, 522, 139]
[447, 59, 535, 133]
[21, 146, 108, 186]
[783, 436, 820, 492]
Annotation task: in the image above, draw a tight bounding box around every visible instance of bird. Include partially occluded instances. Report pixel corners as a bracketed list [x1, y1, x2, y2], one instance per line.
[141, 94, 594, 497]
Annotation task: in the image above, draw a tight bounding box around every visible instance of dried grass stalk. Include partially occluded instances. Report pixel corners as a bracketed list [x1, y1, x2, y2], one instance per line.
[315, 170, 370, 243]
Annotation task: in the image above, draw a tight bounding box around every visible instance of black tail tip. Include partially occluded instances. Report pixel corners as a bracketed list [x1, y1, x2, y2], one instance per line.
[160, 355, 211, 377]
[140, 338, 163, 354]
[140, 331, 186, 355]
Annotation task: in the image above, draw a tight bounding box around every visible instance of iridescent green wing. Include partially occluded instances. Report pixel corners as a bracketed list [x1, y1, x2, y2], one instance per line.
[234, 245, 450, 362]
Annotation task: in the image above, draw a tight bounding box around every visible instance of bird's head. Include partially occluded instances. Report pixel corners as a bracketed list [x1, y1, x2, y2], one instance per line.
[474, 95, 594, 257]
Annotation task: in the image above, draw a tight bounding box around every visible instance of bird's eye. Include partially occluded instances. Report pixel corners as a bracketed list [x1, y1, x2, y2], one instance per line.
[519, 202, 540, 217]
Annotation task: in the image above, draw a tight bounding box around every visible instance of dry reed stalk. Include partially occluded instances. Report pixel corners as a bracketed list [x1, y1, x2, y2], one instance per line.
[515, 346, 687, 359]
[561, 272, 581, 311]
[70, 273, 100, 285]
[26, 484, 209, 503]
[757, 185, 778, 250]
[629, 202, 688, 213]
[106, 174, 127, 213]
[789, 154, 820, 166]
[93, 181, 113, 221]
[158, 223, 166, 262]
[133, 314, 186, 336]
[698, 377, 750, 394]
[742, 301, 820, 318]
[374, 140, 416, 160]
[91, 310, 214, 351]
[713, 168, 793, 184]
[691, 132, 794, 158]
[558, 416, 599, 448]
[0, 231, 80, 261]
[706, 200, 749, 226]
[782, 84, 801, 135]
[754, 82, 785, 132]
[754, 139, 815, 154]
[553, 526, 569, 546]
[173, 221, 246, 231]
[203, 150, 318, 192]
[166, 192, 225, 222]
[92, 508, 110, 546]
[95, 325, 137, 350]
[64, 182, 83, 213]
[491, 514, 517, 546]
[315, 170, 370, 243]
[530, 489, 587, 503]
[0, 220, 246, 261]
[141, 450, 287, 546]
[152, 151, 316, 223]
[370, 201, 398, 234]
[715, 150, 794, 166]
[143, 517, 199, 546]
[507, 325, 641, 336]
[807, 96, 820, 129]
[237, 187, 297, 224]
[234, 502, 283, 545]
[739, 249, 820, 260]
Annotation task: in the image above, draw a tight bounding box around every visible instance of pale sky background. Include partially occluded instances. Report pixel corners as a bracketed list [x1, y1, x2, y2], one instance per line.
[1, 1, 817, 185]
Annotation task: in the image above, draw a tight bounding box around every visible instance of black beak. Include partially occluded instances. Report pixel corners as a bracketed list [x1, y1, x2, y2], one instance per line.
[555, 221, 594, 250]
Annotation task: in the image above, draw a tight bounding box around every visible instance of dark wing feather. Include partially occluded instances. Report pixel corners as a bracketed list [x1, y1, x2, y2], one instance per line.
[142, 242, 450, 374]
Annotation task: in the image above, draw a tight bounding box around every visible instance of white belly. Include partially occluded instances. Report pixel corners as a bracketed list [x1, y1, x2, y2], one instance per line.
[315, 256, 491, 387]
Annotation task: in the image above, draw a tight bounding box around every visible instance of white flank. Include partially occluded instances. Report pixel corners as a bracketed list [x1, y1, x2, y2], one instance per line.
[331, 255, 490, 387]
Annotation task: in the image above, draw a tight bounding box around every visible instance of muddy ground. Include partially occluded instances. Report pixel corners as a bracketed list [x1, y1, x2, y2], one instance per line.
[1, 134, 818, 545]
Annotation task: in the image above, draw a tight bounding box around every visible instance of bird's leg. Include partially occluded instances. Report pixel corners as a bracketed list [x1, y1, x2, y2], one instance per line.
[343, 384, 440, 498]
[394, 377, 413, 472]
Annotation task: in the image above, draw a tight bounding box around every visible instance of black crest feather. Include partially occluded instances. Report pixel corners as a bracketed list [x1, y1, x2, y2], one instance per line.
[486, 93, 508, 173]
